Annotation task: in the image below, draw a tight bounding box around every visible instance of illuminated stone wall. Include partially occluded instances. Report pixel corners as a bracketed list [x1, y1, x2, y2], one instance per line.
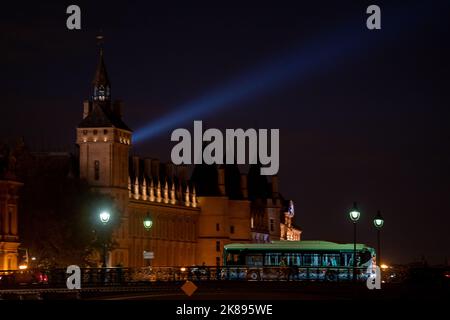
[0, 180, 22, 270]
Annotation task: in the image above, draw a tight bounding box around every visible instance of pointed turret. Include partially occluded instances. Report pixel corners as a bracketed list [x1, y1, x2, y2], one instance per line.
[170, 181, 176, 205]
[163, 180, 169, 204]
[92, 35, 111, 101]
[192, 186, 197, 208]
[142, 178, 147, 201]
[149, 178, 155, 201]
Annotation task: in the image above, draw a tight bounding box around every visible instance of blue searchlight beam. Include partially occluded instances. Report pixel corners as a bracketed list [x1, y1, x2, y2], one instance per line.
[133, 4, 432, 143]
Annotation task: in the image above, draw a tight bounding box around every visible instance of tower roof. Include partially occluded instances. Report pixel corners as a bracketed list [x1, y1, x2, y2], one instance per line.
[78, 102, 131, 131]
[92, 48, 110, 88]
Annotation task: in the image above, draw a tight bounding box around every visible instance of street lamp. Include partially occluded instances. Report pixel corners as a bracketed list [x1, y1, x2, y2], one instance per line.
[143, 212, 153, 268]
[99, 211, 111, 224]
[99, 210, 111, 267]
[143, 213, 153, 230]
[373, 210, 384, 267]
[348, 202, 360, 282]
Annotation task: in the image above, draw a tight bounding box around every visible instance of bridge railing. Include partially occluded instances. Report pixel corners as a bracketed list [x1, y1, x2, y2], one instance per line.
[0, 266, 372, 288]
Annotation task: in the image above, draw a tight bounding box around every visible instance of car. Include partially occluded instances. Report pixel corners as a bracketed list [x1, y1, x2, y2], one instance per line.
[0, 269, 48, 287]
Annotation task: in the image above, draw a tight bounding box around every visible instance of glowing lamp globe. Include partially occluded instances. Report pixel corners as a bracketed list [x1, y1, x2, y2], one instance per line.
[143, 214, 153, 230]
[349, 203, 360, 222]
[99, 211, 111, 224]
[373, 211, 384, 229]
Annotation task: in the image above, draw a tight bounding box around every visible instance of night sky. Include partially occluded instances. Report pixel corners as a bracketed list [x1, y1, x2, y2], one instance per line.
[1, 1, 450, 264]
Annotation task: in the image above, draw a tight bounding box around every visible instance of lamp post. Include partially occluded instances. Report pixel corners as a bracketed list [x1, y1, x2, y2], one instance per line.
[99, 210, 111, 268]
[373, 210, 384, 268]
[143, 212, 153, 267]
[348, 202, 360, 282]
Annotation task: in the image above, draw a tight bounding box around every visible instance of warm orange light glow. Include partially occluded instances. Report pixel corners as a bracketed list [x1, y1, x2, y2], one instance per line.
[180, 267, 186, 272]
[380, 264, 389, 270]
[18, 265, 28, 270]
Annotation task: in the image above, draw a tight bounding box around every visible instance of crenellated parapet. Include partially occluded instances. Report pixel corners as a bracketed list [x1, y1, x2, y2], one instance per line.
[128, 175, 197, 207]
[128, 156, 197, 207]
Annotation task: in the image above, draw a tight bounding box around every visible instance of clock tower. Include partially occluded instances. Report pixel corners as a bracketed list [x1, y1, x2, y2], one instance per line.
[76, 42, 132, 266]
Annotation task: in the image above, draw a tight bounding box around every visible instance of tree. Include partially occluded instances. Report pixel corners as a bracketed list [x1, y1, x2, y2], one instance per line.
[19, 160, 122, 268]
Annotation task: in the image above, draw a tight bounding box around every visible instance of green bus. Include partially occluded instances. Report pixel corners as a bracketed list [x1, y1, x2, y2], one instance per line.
[223, 241, 376, 281]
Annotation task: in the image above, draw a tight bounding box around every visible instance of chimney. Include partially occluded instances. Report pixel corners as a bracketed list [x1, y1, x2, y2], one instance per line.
[240, 174, 248, 199]
[133, 156, 140, 178]
[151, 159, 160, 180]
[166, 162, 174, 179]
[218, 166, 225, 196]
[144, 158, 152, 178]
[177, 165, 187, 183]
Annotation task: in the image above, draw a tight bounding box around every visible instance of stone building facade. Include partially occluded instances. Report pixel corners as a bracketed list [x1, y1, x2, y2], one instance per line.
[0, 147, 22, 270]
[76, 47, 301, 267]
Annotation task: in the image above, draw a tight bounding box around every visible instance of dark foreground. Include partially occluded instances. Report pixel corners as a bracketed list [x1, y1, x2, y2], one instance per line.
[0, 281, 448, 300]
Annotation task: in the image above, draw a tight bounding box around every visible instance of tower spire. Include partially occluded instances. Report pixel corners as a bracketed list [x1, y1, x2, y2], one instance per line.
[92, 34, 110, 101]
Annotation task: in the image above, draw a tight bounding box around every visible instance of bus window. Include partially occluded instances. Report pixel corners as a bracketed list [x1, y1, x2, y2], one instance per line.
[246, 255, 263, 266]
[226, 253, 234, 265]
[226, 252, 243, 265]
[322, 253, 340, 266]
[287, 254, 301, 266]
[359, 249, 372, 265]
[341, 253, 352, 267]
[264, 253, 280, 266]
[330, 255, 339, 266]
[294, 254, 301, 266]
[303, 254, 312, 266]
[344, 252, 358, 267]
[304, 254, 327, 267]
